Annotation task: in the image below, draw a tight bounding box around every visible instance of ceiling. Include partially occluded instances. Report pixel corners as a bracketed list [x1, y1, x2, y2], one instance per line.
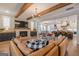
[17, 3, 58, 19]
[16, 3, 79, 25]
[0, 3, 79, 24]
[0, 3, 23, 16]
[40, 3, 79, 24]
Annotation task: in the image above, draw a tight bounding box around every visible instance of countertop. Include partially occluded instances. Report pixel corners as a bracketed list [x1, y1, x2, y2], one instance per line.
[0, 28, 30, 33]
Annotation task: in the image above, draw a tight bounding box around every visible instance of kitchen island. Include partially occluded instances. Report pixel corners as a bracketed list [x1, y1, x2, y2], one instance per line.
[0, 29, 16, 42]
[0, 28, 37, 42]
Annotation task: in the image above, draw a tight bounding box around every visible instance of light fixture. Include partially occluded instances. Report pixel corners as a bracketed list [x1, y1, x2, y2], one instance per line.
[5, 10, 10, 14]
[0, 10, 10, 14]
[32, 7, 40, 19]
[31, 7, 40, 31]
[61, 21, 69, 27]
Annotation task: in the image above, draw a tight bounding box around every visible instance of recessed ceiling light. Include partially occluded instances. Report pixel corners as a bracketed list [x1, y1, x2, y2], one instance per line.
[5, 10, 10, 13]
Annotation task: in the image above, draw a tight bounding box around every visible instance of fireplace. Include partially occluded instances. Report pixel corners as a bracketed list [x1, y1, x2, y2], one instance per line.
[20, 31, 27, 37]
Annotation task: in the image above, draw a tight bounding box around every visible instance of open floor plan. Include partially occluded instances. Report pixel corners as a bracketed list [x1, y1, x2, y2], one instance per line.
[0, 3, 78, 56]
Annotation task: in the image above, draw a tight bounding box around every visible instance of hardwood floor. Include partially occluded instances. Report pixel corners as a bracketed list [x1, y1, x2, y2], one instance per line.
[0, 41, 10, 56]
[67, 35, 79, 56]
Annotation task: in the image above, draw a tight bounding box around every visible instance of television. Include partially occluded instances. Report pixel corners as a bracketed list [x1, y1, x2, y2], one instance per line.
[15, 20, 28, 28]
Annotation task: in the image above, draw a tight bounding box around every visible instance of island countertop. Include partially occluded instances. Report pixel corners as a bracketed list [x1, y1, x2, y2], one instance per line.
[0, 28, 30, 33]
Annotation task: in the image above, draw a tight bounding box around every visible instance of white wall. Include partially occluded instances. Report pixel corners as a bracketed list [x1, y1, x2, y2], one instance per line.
[0, 15, 3, 28]
[0, 15, 15, 29]
[10, 17, 15, 29]
[77, 15, 79, 45]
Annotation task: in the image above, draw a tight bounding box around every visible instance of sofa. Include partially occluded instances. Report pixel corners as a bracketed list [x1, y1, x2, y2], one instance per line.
[13, 38, 33, 55]
[10, 36, 69, 56]
[10, 41, 23, 56]
[46, 46, 59, 56]
[59, 38, 69, 56]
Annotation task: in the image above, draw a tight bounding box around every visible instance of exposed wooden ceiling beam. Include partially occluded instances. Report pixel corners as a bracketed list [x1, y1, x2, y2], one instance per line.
[15, 3, 33, 18]
[27, 3, 72, 20]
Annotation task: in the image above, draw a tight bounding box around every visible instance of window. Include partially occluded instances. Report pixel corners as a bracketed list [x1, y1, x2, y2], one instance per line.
[31, 21, 34, 31]
[3, 16, 10, 29]
[31, 20, 38, 31]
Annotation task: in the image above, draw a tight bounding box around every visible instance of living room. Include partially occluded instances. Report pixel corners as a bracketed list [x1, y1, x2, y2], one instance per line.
[0, 3, 78, 56]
